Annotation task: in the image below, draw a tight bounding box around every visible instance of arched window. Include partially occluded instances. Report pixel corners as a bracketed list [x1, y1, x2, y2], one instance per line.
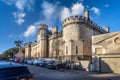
[66, 46, 68, 54]
[76, 45, 78, 54]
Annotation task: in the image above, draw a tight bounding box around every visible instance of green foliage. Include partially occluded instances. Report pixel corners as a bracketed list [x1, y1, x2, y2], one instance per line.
[0, 40, 25, 59]
[0, 47, 19, 59]
[14, 40, 23, 48]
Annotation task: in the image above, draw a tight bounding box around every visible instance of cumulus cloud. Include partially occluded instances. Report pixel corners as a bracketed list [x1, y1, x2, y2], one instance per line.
[61, 7, 71, 22]
[105, 4, 109, 8]
[71, 3, 84, 15]
[61, 3, 84, 21]
[24, 25, 36, 37]
[13, 11, 26, 25]
[15, 0, 26, 11]
[39, 1, 62, 28]
[91, 7, 100, 15]
[20, 1, 85, 38]
[38, 1, 84, 27]
[2, 0, 35, 25]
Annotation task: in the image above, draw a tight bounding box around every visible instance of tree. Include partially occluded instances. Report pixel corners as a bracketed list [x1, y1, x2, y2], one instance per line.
[0, 47, 19, 59]
[14, 40, 23, 48]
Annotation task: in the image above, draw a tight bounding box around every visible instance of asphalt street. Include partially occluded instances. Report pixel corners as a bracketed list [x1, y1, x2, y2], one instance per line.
[25, 64, 120, 80]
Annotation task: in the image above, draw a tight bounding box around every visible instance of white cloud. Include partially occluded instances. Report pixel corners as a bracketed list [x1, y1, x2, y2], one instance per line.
[42, 1, 55, 18]
[61, 7, 71, 21]
[61, 3, 84, 21]
[13, 11, 26, 25]
[9, 34, 13, 38]
[2, 0, 35, 25]
[91, 7, 100, 15]
[105, 4, 109, 8]
[71, 3, 84, 16]
[24, 25, 36, 37]
[17, 18, 25, 25]
[2, 0, 16, 5]
[37, 1, 62, 28]
[33, 1, 85, 30]
[15, 0, 26, 11]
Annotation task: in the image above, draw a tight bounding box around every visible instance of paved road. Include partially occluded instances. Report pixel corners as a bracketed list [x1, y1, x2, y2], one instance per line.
[25, 64, 120, 80]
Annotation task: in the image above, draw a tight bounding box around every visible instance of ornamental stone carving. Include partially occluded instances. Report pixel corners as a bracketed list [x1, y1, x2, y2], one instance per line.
[114, 37, 120, 44]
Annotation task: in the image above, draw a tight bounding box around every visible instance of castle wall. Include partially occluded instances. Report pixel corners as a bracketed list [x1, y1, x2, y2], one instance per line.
[92, 32, 120, 74]
[39, 39, 48, 58]
[92, 32, 120, 55]
[48, 33, 63, 59]
[25, 15, 107, 62]
[25, 45, 31, 58]
[31, 44, 37, 58]
[25, 46, 29, 58]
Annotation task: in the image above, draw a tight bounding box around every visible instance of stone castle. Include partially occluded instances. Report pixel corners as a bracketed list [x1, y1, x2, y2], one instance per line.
[25, 9, 109, 62]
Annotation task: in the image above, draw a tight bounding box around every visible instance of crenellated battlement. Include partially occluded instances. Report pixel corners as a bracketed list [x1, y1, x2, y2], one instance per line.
[39, 23, 48, 30]
[87, 20, 107, 33]
[63, 15, 85, 26]
[62, 15, 107, 33]
[49, 31, 62, 40]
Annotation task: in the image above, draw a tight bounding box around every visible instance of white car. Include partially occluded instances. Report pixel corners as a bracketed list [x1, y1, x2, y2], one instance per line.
[27, 59, 35, 65]
[33, 59, 43, 66]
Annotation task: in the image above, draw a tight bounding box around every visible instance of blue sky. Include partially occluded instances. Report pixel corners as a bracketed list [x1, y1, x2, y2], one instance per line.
[0, 0, 120, 54]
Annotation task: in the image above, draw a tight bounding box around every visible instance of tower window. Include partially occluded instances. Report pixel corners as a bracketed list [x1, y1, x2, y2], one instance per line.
[66, 46, 68, 54]
[76, 45, 78, 54]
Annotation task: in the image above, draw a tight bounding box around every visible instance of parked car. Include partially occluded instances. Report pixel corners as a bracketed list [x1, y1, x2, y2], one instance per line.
[39, 60, 48, 67]
[9, 58, 14, 61]
[20, 58, 28, 63]
[64, 61, 75, 69]
[0, 61, 34, 80]
[20, 58, 25, 63]
[14, 57, 21, 63]
[23, 58, 28, 63]
[33, 59, 43, 66]
[55, 63, 65, 70]
[27, 59, 35, 65]
[47, 61, 56, 69]
[47, 61, 64, 70]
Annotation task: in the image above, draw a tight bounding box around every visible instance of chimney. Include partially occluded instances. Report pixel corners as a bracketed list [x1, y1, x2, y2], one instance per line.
[105, 26, 110, 33]
[84, 9, 90, 20]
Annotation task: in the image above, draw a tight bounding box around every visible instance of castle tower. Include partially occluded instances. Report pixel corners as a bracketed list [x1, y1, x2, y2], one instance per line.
[62, 12, 106, 61]
[62, 16, 85, 61]
[38, 24, 48, 58]
[84, 9, 90, 20]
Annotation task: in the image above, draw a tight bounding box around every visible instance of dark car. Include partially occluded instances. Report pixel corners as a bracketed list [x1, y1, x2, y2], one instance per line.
[39, 60, 48, 67]
[47, 61, 56, 69]
[55, 63, 65, 70]
[20, 58, 28, 63]
[64, 61, 75, 69]
[0, 61, 34, 80]
[47, 61, 64, 70]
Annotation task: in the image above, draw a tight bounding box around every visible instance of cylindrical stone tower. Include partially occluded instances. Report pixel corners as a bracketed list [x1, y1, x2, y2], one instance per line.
[62, 16, 86, 60]
[38, 23, 48, 58]
[63, 16, 85, 41]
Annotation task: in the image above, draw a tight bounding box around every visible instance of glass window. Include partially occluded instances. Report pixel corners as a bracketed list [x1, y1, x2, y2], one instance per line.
[66, 46, 68, 54]
[76, 45, 78, 54]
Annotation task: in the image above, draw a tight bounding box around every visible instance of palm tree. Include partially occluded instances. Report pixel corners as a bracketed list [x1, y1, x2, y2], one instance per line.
[14, 40, 23, 48]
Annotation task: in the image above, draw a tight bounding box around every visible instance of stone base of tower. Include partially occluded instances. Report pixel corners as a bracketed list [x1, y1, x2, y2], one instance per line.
[51, 55, 91, 62]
